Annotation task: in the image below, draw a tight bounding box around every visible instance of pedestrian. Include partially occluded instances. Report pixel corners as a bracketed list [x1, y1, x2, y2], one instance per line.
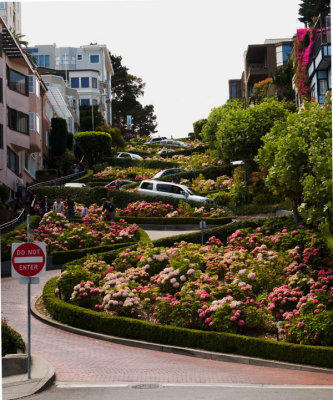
[16, 173, 24, 199]
[66, 195, 75, 219]
[81, 203, 89, 218]
[40, 196, 51, 215]
[101, 197, 116, 222]
[53, 197, 65, 214]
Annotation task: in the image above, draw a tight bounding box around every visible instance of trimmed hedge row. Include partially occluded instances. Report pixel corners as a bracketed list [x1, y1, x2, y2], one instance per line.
[42, 277, 333, 368]
[33, 186, 107, 206]
[52, 227, 151, 265]
[121, 216, 233, 226]
[73, 169, 94, 184]
[151, 217, 293, 247]
[1, 318, 25, 357]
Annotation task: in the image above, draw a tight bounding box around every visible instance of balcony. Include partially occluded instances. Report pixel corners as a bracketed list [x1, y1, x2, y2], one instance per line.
[7, 128, 30, 152]
[313, 12, 331, 57]
[29, 130, 42, 153]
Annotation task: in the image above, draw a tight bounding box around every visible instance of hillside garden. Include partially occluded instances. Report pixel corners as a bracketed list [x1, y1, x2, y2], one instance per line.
[4, 96, 332, 364]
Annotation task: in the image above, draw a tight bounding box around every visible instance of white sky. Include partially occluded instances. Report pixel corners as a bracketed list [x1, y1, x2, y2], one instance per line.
[21, 0, 303, 138]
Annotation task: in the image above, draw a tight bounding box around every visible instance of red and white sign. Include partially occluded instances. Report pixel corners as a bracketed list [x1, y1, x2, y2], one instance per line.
[11, 242, 46, 278]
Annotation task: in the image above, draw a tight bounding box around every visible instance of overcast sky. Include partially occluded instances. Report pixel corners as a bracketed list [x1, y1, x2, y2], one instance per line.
[22, 0, 302, 138]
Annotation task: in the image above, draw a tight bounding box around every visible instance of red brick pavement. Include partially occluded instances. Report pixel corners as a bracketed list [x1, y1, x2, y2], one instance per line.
[2, 271, 333, 385]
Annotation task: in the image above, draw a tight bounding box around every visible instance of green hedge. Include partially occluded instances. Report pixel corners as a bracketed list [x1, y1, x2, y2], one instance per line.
[1, 317, 25, 356]
[121, 216, 233, 225]
[42, 277, 333, 368]
[151, 217, 293, 247]
[52, 228, 151, 265]
[73, 169, 94, 184]
[158, 165, 233, 183]
[33, 186, 107, 206]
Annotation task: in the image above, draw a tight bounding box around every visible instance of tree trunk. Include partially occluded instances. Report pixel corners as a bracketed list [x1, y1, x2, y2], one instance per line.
[292, 199, 302, 225]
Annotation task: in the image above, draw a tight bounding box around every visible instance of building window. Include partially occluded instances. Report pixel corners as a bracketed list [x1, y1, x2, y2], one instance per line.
[71, 77, 79, 88]
[24, 152, 29, 170]
[90, 55, 99, 63]
[46, 102, 53, 121]
[92, 77, 97, 88]
[81, 77, 89, 88]
[81, 99, 90, 106]
[7, 66, 28, 96]
[8, 107, 29, 135]
[77, 54, 82, 60]
[29, 112, 35, 131]
[0, 77, 2, 102]
[231, 82, 238, 99]
[46, 131, 50, 148]
[28, 75, 34, 93]
[36, 78, 40, 97]
[0, 3, 6, 9]
[36, 114, 40, 134]
[0, 124, 3, 149]
[7, 147, 19, 175]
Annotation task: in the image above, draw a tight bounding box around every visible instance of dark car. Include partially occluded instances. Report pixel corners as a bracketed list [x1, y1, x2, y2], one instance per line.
[105, 180, 133, 190]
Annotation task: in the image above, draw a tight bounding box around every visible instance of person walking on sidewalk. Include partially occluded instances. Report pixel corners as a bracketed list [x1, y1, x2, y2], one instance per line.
[101, 198, 116, 222]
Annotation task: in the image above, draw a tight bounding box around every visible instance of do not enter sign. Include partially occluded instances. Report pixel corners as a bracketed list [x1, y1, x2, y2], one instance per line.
[11, 242, 46, 278]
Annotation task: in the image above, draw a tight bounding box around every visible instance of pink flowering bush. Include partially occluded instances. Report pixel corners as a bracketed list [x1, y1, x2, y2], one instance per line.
[93, 166, 158, 180]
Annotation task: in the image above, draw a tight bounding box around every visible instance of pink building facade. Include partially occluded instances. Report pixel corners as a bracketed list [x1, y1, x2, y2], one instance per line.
[0, 18, 51, 198]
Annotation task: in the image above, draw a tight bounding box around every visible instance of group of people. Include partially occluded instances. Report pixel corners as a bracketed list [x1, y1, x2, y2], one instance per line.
[29, 195, 89, 219]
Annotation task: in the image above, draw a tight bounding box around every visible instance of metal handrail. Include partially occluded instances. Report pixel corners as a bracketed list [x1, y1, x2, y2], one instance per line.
[0, 208, 26, 233]
[28, 170, 86, 191]
[0, 170, 86, 235]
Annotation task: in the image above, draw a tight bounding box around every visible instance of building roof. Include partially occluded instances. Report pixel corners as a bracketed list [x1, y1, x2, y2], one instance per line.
[264, 38, 293, 44]
[46, 87, 72, 120]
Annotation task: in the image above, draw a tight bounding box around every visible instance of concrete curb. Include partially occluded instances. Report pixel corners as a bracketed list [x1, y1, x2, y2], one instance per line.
[31, 296, 333, 375]
[2, 354, 55, 400]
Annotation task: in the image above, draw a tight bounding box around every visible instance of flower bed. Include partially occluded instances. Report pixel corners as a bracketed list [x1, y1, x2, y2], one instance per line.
[118, 200, 231, 218]
[93, 166, 158, 180]
[4, 209, 140, 255]
[54, 223, 333, 347]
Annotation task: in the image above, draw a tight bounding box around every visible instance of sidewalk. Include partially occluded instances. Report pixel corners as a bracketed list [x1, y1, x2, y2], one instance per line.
[2, 354, 55, 400]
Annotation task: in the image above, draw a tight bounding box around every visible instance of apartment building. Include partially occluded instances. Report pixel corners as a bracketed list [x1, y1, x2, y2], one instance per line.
[0, 18, 52, 197]
[229, 38, 293, 104]
[26, 43, 114, 125]
[0, 2, 21, 33]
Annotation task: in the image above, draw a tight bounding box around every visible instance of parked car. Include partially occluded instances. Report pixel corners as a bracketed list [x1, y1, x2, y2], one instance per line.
[152, 168, 186, 179]
[138, 180, 214, 204]
[64, 182, 86, 188]
[159, 139, 191, 148]
[115, 152, 142, 160]
[105, 180, 133, 190]
[144, 137, 167, 145]
[157, 149, 175, 156]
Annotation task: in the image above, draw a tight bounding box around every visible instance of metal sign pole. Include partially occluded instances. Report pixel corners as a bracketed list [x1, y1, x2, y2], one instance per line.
[27, 214, 31, 379]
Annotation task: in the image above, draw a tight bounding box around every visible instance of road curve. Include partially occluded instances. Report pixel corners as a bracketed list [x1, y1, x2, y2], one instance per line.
[2, 270, 333, 385]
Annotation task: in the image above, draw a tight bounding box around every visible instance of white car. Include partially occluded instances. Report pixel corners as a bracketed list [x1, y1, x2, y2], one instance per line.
[138, 180, 214, 204]
[144, 137, 167, 145]
[116, 152, 142, 160]
[157, 149, 175, 156]
[64, 182, 86, 188]
[152, 168, 186, 179]
[159, 139, 191, 148]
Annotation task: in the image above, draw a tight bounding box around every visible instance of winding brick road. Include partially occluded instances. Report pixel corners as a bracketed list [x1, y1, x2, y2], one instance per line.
[2, 270, 333, 385]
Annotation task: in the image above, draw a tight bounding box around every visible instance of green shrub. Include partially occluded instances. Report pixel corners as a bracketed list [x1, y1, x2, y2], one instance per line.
[253, 193, 278, 205]
[35, 169, 58, 179]
[75, 131, 112, 166]
[1, 317, 25, 356]
[209, 191, 231, 206]
[33, 186, 107, 206]
[73, 169, 94, 184]
[0, 183, 10, 205]
[230, 182, 252, 207]
[42, 278, 333, 368]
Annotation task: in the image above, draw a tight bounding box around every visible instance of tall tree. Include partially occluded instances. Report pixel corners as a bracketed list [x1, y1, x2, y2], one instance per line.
[298, 0, 330, 26]
[110, 54, 157, 136]
[79, 105, 105, 131]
